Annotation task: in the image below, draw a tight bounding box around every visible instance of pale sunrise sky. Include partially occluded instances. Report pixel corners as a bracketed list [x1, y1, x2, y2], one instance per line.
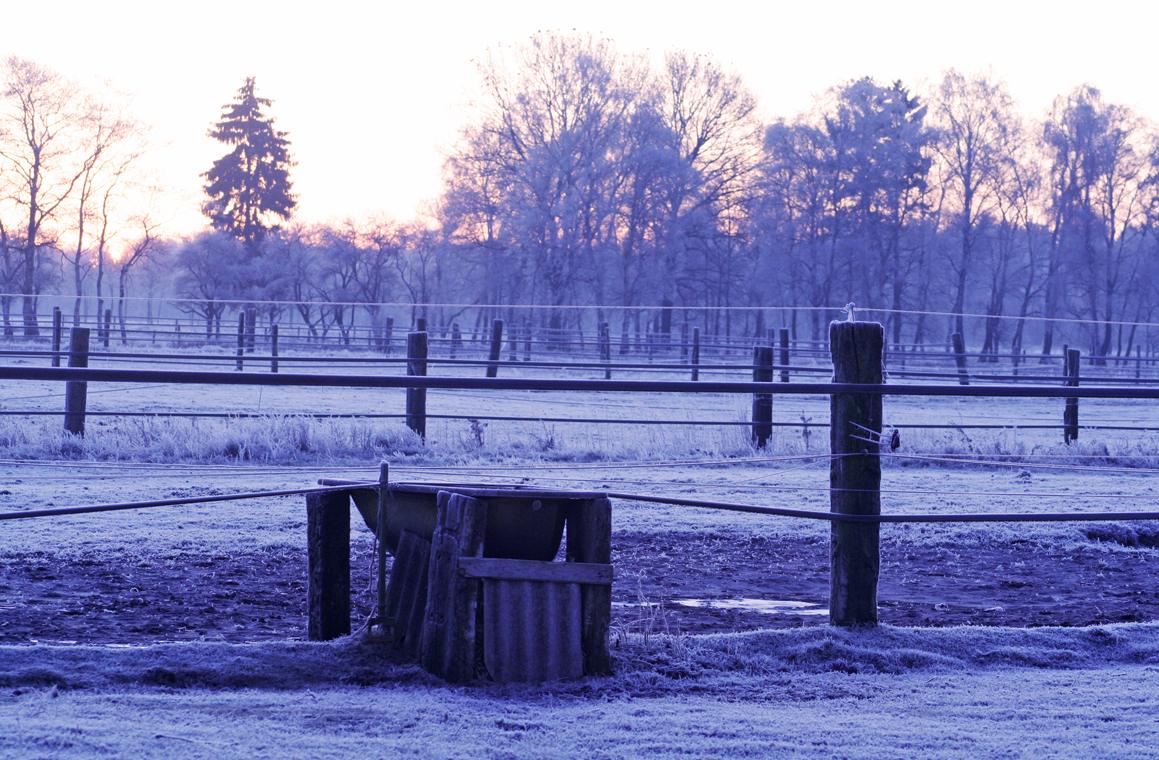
[9, 0, 1156, 233]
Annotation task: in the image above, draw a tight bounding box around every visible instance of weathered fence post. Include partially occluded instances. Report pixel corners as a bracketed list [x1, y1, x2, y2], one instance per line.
[523, 319, 532, 362]
[271, 324, 279, 374]
[416, 317, 427, 333]
[450, 322, 460, 359]
[829, 320, 883, 627]
[406, 331, 428, 439]
[779, 327, 790, 383]
[681, 323, 689, 361]
[307, 489, 351, 641]
[246, 307, 257, 353]
[1064, 347, 1080, 444]
[103, 309, 112, 349]
[384, 317, 394, 355]
[236, 312, 245, 371]
[51, 307, 62, 368]
[175, 323, 182, 348]
[1137, 346, 1143, 380]
[691, 327, 701, 381]
[951, 332, 969, 385]
[63, 328, 90, 437]
[486, 319, 504, 378]
[752, 345, 774, 448]
[599, 321, 611, 379]
[508, 319, 519, 362]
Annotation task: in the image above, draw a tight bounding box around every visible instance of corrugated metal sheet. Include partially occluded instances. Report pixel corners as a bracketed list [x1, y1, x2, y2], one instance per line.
[383, 529, 431, 656]
[482, 578, 582, 682]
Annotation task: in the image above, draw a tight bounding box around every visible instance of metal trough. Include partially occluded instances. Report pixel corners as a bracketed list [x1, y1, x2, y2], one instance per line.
[348, 483, 604, 562]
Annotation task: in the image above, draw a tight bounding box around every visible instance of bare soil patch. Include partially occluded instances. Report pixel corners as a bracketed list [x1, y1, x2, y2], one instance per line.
[1, 531, 1155, 644]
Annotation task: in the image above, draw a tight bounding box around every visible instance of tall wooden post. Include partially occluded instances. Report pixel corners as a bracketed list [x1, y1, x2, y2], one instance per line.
[1064, 347, 1080, 444]
[63, 328, 90, 437]
[450, 322, 460, 359]
[779, 327, 790, 383]
[951, 332, 969, 385]
[486, 319, 504, 378]
[246, 307, 257, 353]
[307, 490, 351, 641]
[385, 316, 394, 355]
[691, 327, 701, 381]
[236, 312, 245, 371]
[51, 307, 62, 367]
[103, 309, 112, 349]
[829, 321, 883, 627]
[752, 346, 774, 448]
[523, 318, 532, 362]
[599, 321, 611, 380]
[406, 331, 428, 439]
[270, 324, 279, 374]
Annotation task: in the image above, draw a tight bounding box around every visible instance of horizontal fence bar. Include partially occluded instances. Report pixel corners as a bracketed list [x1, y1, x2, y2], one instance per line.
[3, 365, 1159, 399]
[0, 485, 353, 521]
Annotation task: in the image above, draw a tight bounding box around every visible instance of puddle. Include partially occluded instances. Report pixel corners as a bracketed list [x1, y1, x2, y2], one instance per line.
[616, 598, 829, 616]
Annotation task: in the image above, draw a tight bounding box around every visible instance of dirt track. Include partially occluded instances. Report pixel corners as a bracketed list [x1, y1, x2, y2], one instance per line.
[2, 531, 1156, 645]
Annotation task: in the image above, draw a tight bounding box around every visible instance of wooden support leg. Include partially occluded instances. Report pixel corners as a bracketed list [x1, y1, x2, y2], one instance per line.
[566, 497, 613, 676]
[307, 490, 351, 641]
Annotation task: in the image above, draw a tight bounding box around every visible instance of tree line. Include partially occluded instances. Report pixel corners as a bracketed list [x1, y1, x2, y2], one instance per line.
[5, 34, 1159, 360]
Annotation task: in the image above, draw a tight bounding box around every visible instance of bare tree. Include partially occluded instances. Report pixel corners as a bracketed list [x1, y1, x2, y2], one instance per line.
[0, 57, 97, 335]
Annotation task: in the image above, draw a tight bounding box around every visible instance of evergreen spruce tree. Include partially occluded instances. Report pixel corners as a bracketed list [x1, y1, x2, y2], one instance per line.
[202, 77, 296, 249]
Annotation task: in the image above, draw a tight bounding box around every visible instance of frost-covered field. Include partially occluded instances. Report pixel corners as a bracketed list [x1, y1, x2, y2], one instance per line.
[3, 350, 1159, 758]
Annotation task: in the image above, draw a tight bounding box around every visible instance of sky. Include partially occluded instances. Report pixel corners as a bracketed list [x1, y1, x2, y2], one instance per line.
[9, 0, 1158, 234]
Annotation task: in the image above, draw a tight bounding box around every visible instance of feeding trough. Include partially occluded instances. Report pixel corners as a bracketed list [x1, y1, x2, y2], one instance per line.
[348, 483, 578, 562]
[310, 478, 613, 682]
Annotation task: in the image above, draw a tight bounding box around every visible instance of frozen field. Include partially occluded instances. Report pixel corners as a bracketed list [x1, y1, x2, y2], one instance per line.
[3, 350, 1159, 757]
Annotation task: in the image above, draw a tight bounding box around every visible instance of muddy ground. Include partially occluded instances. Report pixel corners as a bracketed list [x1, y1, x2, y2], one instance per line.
[1, 530, 1156, 645]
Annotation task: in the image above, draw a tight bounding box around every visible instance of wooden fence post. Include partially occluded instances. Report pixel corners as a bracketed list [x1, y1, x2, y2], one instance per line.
[416, 317, 427, 333]
[307, 489, 351, 641]
[1064, 347, 1080, 444]
[752, 345, 774, 448]
[599, 321, 611, 380]
[271, 324, 279, 374]
[829, 320, 883, 627]
[406, 331, 428, 439]
[508, 319, 519, 362]
[51, 307, 62, 368]
[103, 309, 112, 349]
[385, 316, 394, 355]
[523, 319, 532, 362]
[246, 307, 257, 353]
[236, 312, 245, 371]
[175, 323, 181, 348]
[486, 319, 504, 378]
[1137, 346, 1143, 380]
[63, 328, 90, 437]
[450, 322, 460, 359]
[951, 332, 969, 385]
[691, 327, 701, 381]
[421, 491, 488, 683]
[779, 327, 790, 383]
[681, 323, 689, 361]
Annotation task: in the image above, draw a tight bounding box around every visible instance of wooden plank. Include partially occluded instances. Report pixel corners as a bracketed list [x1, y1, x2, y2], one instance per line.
[307, 490, 351, 641]
[829, 320, 883, 627]
[565, 497, 613, 676]
[459, 557, 612, 585]
[420, 491, 488, 683]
